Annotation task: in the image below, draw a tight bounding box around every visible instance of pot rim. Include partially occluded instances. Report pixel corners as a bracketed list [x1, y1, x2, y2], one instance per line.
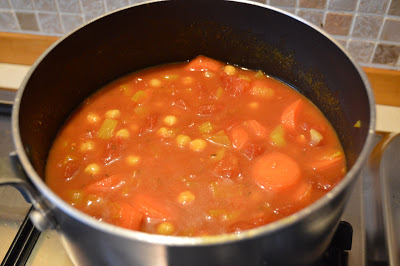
[11, 0, 376, 246]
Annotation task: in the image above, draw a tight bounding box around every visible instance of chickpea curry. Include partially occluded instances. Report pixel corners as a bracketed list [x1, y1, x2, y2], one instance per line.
[45, 56, 346, 236]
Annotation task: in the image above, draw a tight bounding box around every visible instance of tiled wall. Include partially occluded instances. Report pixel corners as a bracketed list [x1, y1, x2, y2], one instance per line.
[0, 0, 399, 70]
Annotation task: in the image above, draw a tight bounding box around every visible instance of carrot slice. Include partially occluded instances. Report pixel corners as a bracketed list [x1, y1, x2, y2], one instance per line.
[230, 126, 249, 150]
[281, 99, 302, 129]
[116, 202, 143, 230]
[310, 155, 344, 172]
[84, 174, 125, 194]
[131, 194, 172, 219]
[185, 55, 223, 72]
[246, 120, 267, 138]
[252, 152, 301, 191]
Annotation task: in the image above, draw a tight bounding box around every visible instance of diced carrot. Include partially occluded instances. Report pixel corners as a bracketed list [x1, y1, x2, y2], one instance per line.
[310, 154, 344, 172]
[246, 120, 267, 138]
[281, 99, 303, 129]
[116, 202, 143, 230]
[229, 126, 249, 150]
[131, 194, 172, 219]
[185, 55, 223, 72]
[84, 174, 125, 194]
[252, 152, 301, 191]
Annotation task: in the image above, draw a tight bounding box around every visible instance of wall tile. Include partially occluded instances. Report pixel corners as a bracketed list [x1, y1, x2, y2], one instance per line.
[334, 38, 347, 48]
[328, 0, 357, 11]
[57, 0, 81, 14]
[297, 9, 324, 28]
[388, 0, 400, 16]
[61, 13, 83, 33]
[277, 7, 295, 14]
[372, 44, 400, 65]
[381, 18, 400, 42]
[324, 13, 353, 36]
[0, 0, 11, 9]
[347, 40, 375, 63]
[358, 0, 389, 14]
[298, 0, 326, 9]
[33, 0, 56, 12]
[16, 11, 38, 31]
[38, 12, 62, 34]
[0, 10, 18, 30]
[251, 0, 266, 3]
[129, 0, 153, 5]
[81, 0, 104, 17]
[10, 0, 33, 10]
[352, 15, 383, 39]
[105, 0, 129, 12]
[270, 0, 296, 7]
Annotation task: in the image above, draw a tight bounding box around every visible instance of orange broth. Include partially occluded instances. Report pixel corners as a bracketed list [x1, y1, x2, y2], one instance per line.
[45, 56, 346, 236]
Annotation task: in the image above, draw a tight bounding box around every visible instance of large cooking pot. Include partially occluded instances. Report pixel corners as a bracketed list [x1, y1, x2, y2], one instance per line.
[1, 0, 375, 265]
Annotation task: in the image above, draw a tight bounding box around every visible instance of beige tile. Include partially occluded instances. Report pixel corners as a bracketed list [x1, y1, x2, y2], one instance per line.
[388, 0, 400, 16]
[81, 0, 105, 17]
[129, 0, 152, 4]
[328, 0, 357, 11]
[299, 0, 326, 9]
[324, 13, 353, 36]
[372, 44, 400, 65]
[347, 40, 375, 63]
[105, 0, 129, 12]
[38, 12, 62, 34]
[277, 7, 295, 14]
[252, 0, 266, 3]
[270, 0, 296, 7]
[10, 0, 33, 10]
[61, 13, 83, 33]
[0, 10, 18, 30]
[381, 18, 400, 42]
[334, 38, 347, 48]
[57, 0, 81, 13]
[33, 0, 56, 11]
[352, 15, 383, 39]
[297, 9, 324, 28]
[0, 0, 11, 9]
[358, 0, 389, 14]
[16, 11, 38, 31]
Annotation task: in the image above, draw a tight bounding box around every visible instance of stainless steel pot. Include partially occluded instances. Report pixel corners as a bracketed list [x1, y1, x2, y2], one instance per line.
[0, 0, 376, 265]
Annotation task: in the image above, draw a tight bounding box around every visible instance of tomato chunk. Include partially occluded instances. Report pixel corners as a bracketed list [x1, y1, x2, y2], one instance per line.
[281, 99, 302, 129]
[185, 55, 223, 72]
[85, 174, 126, 194]
[116, 202, 143, 230]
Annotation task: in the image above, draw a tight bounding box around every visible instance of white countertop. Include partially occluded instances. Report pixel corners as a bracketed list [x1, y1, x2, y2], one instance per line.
[1, 62, 399, 133]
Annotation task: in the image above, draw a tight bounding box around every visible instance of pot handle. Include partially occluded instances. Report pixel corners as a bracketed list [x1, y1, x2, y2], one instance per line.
[363, 132, 400, 265]
[0, 151, 56, 231]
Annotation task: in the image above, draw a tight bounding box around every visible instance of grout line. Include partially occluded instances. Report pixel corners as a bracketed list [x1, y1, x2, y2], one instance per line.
[348, 0, 362, 38]
[54, 0, 65, 34]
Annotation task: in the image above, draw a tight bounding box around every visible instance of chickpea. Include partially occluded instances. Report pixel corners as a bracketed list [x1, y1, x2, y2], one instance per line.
[163, 115, 177, 126]
[189, 139, 207, 151]
[176, 134, 191, 147]
[157, 222, 175, 235]
[178, 190, 195, 205]
[157, 127, 175, 138]
[80, 141, 94, 152]
[181, 76, 193, 85]
[87, 112, 99, 124]
[126, 155, 140, 165]
[116, 129, 130, 139]
[84, 163, 100, 175]
[223, 65, 237, 76]
[150, 78, 161, 87]
[105, 109, 121, 119]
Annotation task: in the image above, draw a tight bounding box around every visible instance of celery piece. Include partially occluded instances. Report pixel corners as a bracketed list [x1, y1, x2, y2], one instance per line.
[131, 90, 146, 103]
[203, 130, 231, 146]
[255, 70, 266, 78]
[216, 87, 224, 100]
[97, 118, 118, 139]
[270, 125, 286, 147]
[252, 86, 274, 98]
[210, 148, 225, 160]
[199, 121, 215, 134]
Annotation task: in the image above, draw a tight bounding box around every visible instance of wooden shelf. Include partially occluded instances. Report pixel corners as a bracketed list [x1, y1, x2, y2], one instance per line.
[1, 32, 399, 107]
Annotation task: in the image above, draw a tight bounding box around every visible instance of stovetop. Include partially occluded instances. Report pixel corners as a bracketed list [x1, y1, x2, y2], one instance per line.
[0, 89, 398, 266]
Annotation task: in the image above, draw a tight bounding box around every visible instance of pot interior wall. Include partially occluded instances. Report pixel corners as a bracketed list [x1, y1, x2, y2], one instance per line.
[18, 0, 371, 179]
